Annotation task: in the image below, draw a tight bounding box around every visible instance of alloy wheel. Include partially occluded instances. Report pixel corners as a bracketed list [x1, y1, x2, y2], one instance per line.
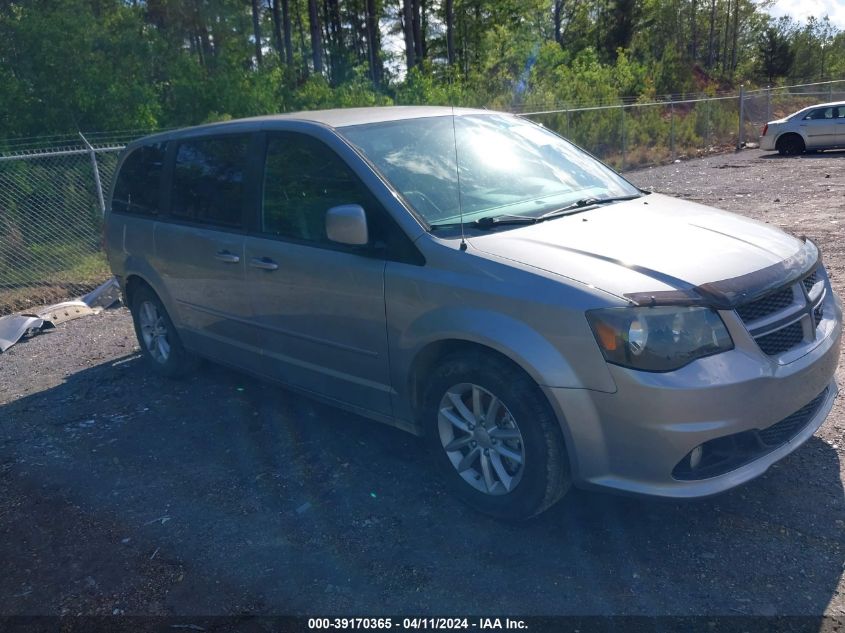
[437, 382, 526, 495]
[138, 300, 171, 364]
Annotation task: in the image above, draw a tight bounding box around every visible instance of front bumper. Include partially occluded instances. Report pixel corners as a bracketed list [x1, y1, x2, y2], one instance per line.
[544, 291, 842, 498]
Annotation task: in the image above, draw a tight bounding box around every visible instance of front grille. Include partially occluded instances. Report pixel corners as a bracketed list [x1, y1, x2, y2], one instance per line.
[758, 388, 829, 446]
[736, 287, 793, 323]
[756, 321, 804, 355]
[803, 269, 818, 293]
[735, 267, 826, 357]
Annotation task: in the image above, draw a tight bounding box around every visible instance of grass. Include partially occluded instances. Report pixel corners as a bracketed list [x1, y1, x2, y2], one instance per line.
[0, 247, 110, 315]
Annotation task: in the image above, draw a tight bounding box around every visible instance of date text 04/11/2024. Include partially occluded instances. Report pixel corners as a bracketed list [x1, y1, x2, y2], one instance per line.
[307, 618, 528, 630]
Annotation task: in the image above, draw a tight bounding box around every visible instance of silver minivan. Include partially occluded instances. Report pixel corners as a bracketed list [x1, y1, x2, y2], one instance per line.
[105, 106, 842, 519]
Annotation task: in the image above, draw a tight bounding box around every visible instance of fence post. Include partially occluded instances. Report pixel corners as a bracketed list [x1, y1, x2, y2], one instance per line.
[620, 104, 626, 170]
[737, 84, 745, 149]
[766, 85, 772, 122]
[669, 99, 676, 161]
[79, 132, 106, 216]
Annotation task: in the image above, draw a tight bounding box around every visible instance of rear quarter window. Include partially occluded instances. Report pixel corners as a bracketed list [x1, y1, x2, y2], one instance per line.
[111, 143, 167, 215]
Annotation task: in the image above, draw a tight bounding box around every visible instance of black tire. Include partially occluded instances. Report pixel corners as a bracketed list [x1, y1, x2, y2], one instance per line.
[422, 352, 571, 520]
[130, 286, 197, 378]
[776, 134, 805, 156]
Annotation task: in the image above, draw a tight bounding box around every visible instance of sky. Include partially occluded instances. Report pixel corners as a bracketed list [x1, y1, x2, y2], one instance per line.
[767, 0, 845, 29]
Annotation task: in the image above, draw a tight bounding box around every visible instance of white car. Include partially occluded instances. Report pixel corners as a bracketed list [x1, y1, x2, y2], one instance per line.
[760, 101, 845, 155]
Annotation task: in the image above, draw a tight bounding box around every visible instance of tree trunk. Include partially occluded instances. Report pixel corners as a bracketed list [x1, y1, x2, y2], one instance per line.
[282, 0, 294, 69]
[402, 0, 415, 72]
[730, 0, 739, 74]
[328, 0, 342, 49]
[690, 0, 698, 60]
[321, 0, 332, 78]
[553, 0, 563, 45]
[412, 0, 423, 65]
[365, 0, 383, 85]
[474, 2, 481, 66]
[722, 0, 730, 73]
[251, 0, 263, 68]
[193, 0, 214, 66]
[422, 0, 429, 58]
[308, 0, 323, 73]
[295, 0, 310, 76]
[445, 0, 455, 64]
[269, 0, 285, 65]
[706, 0, 716, 68]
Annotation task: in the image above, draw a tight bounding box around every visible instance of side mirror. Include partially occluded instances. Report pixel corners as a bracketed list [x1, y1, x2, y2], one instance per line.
[326, 204, 368, 246]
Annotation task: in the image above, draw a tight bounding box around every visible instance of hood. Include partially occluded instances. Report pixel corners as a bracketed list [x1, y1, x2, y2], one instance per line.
[467, 193, 811, 306]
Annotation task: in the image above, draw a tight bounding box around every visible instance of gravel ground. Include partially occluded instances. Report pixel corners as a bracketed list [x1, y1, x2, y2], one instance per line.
[0, 149, 843, 619]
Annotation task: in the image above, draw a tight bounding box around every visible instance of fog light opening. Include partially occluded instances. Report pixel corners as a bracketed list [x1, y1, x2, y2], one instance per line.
[689, 445, 703, 470]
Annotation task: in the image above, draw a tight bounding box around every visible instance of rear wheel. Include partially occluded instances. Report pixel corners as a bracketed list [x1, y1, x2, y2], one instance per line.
[422, 352, 570, 520]
[130, 286, 197, 378]
[776, 134, 805, 156]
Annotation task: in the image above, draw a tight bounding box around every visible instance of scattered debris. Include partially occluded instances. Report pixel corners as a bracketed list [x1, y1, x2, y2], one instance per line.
[0, 276, 121, 353]
[0, 315, 44, 352]
[81, 276, 121, 309]
[37, 301, 98, 327]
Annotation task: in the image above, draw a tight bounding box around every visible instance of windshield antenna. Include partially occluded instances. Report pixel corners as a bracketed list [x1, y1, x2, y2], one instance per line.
[450, 106, 467, 251]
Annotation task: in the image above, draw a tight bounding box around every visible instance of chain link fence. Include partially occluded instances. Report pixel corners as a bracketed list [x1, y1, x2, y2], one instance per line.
[0, 140, 124, 315]
[521, 93, 741, 170]
[0, 79, 842, 315]
[520, 79, 845, 171]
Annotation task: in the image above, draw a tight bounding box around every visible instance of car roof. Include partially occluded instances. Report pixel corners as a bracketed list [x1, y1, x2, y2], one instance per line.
[793, 101, 845, 114]
[127, 106, 495, 148]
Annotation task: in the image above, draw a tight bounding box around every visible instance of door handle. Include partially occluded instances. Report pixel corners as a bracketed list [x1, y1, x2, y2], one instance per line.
[214, 250, 240, 264]
[249, 257, 279, 271]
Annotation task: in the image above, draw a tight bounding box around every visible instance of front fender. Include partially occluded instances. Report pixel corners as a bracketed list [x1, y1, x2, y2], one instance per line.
[393, 306, 617, 395]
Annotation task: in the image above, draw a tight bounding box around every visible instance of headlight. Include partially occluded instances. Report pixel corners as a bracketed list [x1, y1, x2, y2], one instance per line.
[586, 306, 733, 372]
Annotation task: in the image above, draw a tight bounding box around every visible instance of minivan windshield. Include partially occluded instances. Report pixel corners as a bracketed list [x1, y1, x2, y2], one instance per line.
[339, 113, 640, 227]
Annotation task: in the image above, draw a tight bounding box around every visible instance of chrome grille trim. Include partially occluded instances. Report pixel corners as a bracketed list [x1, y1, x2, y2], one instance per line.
[736, 268, 826, 357]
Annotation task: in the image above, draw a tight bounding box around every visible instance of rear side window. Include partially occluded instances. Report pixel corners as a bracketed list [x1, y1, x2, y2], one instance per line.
[262, 133, 370, 243]
[111, 143, 167, 215]
[805, 108, 835, 120]
[170, 135, 249, 228]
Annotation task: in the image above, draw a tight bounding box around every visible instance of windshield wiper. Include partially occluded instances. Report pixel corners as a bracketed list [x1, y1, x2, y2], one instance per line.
[538, 194, 643, 221]
[430, 214, 538, 231]
[474, 214, 538, 228]
[429, 195, 642, 232]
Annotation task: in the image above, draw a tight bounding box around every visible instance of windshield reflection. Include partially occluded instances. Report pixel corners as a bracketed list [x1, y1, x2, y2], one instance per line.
[339, 114, 639, 225]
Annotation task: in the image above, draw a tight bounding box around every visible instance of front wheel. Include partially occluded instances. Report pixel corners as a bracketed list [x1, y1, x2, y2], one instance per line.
[422, 353, 571, 520]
